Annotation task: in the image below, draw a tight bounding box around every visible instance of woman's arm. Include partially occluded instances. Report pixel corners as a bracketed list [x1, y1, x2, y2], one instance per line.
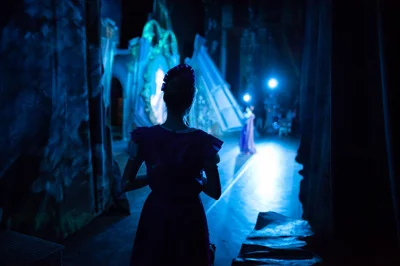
[121, 142, 144, 193]
[121, 158, 144, 191]
[203, 153, 222, 200]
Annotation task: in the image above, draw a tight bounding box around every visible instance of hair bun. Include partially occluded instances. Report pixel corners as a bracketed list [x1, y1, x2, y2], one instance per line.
[162, 64, 196, 115]
[162, 64, 195, 93]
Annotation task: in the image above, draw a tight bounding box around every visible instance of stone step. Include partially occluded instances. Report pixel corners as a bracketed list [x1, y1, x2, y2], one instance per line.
[232, 212, 322, 265]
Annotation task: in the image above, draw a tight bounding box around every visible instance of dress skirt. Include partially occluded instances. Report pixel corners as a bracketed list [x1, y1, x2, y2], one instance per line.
[130, 191, 211, 266]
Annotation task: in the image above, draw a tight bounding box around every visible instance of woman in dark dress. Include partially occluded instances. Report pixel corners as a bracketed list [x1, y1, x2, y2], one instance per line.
[121, 64, 223, 266]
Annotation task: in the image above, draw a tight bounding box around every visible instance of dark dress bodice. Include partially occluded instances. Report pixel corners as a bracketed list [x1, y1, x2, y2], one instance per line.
[129, 125, 223, 266]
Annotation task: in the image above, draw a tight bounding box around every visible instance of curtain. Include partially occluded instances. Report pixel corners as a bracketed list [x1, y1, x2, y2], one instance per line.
[298, 0, 399, 260]
[296, 0, 332, 243]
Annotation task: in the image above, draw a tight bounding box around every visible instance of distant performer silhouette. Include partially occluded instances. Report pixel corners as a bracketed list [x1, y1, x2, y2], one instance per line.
[239, 106, 256, 155]
[121, 64, 222, 266]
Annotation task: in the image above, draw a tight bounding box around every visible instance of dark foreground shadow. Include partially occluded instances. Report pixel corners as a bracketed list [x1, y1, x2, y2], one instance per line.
[61, 213, 128, 247]
[0, 230, 64, 266]
[232, 212, 322, 265]
[234, 153, 253, 175]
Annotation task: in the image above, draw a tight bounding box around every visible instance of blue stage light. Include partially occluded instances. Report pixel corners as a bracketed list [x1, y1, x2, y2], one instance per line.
[267, 78, 278, 89]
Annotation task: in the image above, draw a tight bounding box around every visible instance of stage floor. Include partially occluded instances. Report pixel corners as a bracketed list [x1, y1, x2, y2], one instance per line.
[62, 136, 303, 266]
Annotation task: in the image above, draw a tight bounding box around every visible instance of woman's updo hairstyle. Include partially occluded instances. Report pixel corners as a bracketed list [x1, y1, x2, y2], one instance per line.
[161, 64, 196, 116]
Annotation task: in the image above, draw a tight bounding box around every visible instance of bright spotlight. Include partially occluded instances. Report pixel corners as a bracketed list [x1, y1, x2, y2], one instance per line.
[243, 93, 251, 102]
[268, 78, 278, 89]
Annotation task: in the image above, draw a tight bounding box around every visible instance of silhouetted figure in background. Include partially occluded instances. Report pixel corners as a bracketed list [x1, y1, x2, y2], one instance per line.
[254, 103, 264, 131]
[121, 64, 222, 266]
[279, 109, 294, 137]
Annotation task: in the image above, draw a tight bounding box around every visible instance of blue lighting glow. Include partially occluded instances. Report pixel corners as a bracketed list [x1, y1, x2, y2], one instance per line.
[243, 93, 251, 102]
[267, 78, 278, 89]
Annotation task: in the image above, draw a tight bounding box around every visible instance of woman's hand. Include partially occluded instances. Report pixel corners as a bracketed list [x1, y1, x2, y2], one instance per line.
[114, 175, 131, 198]
[120, 157, 144, 194]
[120, 174, 131, 193]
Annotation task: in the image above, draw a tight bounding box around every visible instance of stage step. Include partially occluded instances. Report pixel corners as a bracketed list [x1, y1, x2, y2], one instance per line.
[232, 212, 322, 265]
[0, 230, 64, 266]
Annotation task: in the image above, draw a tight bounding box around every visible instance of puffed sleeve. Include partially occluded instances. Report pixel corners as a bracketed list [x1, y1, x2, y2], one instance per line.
[203, 133, 223, 161]
[126, 141, 138, 159]
[127, 127, 147, 159]
[130, 127, 147, 144]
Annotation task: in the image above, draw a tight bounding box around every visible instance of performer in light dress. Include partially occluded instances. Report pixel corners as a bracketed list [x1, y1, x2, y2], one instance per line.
[239, 106, 256, 154]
